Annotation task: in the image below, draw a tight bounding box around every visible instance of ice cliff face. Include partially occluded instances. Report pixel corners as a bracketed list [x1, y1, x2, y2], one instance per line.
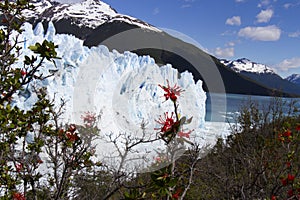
[11, 22, 207, 170]
[14, 22, 206, 129]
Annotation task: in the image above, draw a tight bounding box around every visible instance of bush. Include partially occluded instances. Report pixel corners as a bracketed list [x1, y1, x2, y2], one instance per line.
[187, 97, 300, 199]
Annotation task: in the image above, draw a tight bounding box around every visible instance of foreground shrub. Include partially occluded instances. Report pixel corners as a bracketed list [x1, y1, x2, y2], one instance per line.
[187, 97, 300, 199]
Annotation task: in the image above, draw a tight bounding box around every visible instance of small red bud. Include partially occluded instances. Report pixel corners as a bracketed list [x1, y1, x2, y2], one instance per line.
[21, 70, 27, 76]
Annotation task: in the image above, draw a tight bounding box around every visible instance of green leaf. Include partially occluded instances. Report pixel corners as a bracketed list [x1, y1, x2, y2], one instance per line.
[179, 116, 186, 125]
[185, 116, 193, 124]
[29, 44, 39, 51]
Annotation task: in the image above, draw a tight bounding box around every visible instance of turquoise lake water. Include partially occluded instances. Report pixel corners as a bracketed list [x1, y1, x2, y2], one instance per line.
[205, 93, 300, 122]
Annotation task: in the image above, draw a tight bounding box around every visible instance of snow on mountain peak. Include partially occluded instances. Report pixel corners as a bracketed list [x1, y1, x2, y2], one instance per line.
[285, 74, 300, 85]
[220, 58, 275, 74]
[22, 0, 53, 18]
[23, 0, 161, 31]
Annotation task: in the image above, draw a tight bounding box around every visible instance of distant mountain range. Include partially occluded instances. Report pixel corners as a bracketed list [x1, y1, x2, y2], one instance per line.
[221, 58, 300, 96]
[3, 0, 299, 97]
[285, 74, 300, 86]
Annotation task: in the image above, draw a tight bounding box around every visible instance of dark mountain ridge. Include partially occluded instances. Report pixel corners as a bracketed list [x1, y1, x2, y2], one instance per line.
[286, 74, 300, 86]
[221, 59, 300, 96]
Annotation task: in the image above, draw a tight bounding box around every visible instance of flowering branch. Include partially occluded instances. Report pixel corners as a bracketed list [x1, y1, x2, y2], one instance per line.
[156, 80, 192, 145]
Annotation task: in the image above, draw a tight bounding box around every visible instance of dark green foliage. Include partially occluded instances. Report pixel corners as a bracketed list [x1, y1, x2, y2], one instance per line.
[186, 98, 300, 199]
[0, 0, 58, 198]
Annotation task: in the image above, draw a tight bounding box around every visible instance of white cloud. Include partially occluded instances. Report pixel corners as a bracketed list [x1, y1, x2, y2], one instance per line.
[289, 31, 300, 38]
[256, 9, 274, 23]
[226, 42, 235, 47]
[238, 25, 281, 41]
[153, 8, 160, 15]
[235, 0, 245, 2]
[181, 0, 195, 8]
[214, 47, 234, 58]
[181, 4, 191, 8]
[225, 16, 241, 26]
[258, 0, 271, 8]
[284, 3, 292, 9]
[277, 57, 300, 71]
[283, 2, 300, 9]
[221, 30, 237, 36]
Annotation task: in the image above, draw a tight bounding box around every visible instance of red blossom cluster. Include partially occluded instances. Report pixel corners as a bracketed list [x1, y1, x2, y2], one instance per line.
[172, 189, 182, 199]
[65, 124, 78, 142]
[153, 156, 168, 165]
[155, 112, 177, 133]
[278, 172, 300, 199]
[15, 163, 23, 172]
[155, 157, 162, 163]
[286, 189, 300, 199]
[158, 80, 184, 102]
[12, 192, 25, 200]
[81, 111, 96, 127]
[178, 130, 192, 139]
[273, 125, 300, 199]
[21, 70, 27, 77]
[278, 129, 292, 142]
[156, 80, 192, 144]
[296, 124, 300, 131]
[280, 174, 295, 186]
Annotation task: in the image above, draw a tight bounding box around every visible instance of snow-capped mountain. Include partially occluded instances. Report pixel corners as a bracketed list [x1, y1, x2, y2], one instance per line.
[285, 74, 300, 86]
[23, 0, 160, 31]
[14, 0, 294, 96]
[220, 58, 275, 74]
[221, 58, 300, 96]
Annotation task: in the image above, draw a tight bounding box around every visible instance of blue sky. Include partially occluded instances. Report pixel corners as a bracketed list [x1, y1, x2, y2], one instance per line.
[58, 0, 300, 78]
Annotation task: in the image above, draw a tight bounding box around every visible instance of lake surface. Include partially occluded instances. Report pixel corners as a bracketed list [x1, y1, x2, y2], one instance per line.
[205, 93, 300, 122]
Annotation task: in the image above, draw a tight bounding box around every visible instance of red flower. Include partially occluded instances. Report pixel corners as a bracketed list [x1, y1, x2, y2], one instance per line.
[58, 128, 64, 138]
[286, 162, 291, 168]
[172, 193, 179, 199]
[1, 18, 8, 23]
[15, 163, 23, 172]
[66, 131, 78, 142]
[288, 189, 294, 197]
[271, 195, 276, 200]
[155, 112, 176, 133]
[81, 112, 96, 127]
[296, 124, 300, 131]
[277, 133, 284, 142]
[68, 124, 76, 133]
[21, 70, 27, 77]
[172, 189, 181, 199]
[281, 178, 287, 186]
[158, 80, 184, 102]
[155, 157, 162, 163]
[162, 173, 169, 179]
[13, 192, 26, 200]
[178, 130, 192, 139]
[288, 174, 295, 182]
[283, 130, 292, 137]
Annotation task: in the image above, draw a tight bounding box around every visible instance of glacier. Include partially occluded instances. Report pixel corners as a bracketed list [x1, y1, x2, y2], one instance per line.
[11, 22, 229, 172]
